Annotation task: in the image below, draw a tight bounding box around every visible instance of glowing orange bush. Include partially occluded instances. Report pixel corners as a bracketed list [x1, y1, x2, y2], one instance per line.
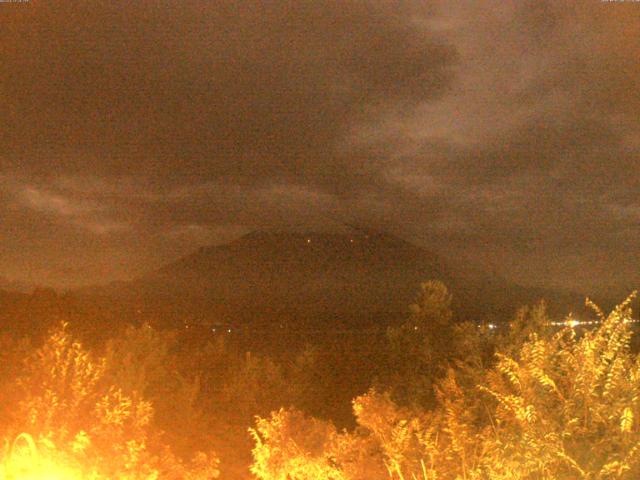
[251, 294, 640, 480]
[0, 323, 219, 479]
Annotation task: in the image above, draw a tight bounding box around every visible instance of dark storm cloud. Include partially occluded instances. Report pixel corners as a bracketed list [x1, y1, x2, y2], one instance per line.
[0, 1, 454, 188]
[1, 0, 640, 291]
[0, 0, 456, 285]
[344, 0, 640, 291]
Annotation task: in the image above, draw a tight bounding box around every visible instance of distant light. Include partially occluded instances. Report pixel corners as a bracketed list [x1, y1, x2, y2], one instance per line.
[306, 238, 311, 243]
[228, 328, 232, 333]
[350, 239, 354, 243]
[567, 319, 579, 328]
[488, 323, 496, 330]
[414, 325, 418, 331]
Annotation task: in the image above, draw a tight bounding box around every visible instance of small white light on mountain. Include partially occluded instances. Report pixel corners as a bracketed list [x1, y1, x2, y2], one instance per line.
[228, 328, 232, 333]
[306, 239, 311, 243]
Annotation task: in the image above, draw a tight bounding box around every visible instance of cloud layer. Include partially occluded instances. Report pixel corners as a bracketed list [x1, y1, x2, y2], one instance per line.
[1, 1, 639, 291]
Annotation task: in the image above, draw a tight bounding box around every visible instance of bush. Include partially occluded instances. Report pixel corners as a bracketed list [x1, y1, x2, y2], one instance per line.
[0, 322, 219, 479]
[251, 293, 640, 480]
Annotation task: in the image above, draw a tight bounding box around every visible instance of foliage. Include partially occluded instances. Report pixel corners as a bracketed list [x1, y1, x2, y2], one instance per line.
[383, 280, 457, 408]
[3, 282, 639, 479]
[479, 293, 640, 479]
[0, 322, 219, 479]
[103, 324, 206, 458]
[250, 408, 386, 480]
[251, 292, 640, 480]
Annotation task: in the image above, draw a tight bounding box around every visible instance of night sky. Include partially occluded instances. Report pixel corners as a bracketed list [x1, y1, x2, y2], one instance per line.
[1, 1, 639, 292]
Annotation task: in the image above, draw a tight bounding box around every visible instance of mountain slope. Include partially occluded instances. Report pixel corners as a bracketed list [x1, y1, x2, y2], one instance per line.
[132, 230, 451, 328]
[84, 230, 587, 334]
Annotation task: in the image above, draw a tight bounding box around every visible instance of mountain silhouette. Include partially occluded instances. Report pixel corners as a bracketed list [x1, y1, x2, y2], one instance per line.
[0, 229, 601, 350]
[121, 230, 448, 328]
[81, 230, 587, 335]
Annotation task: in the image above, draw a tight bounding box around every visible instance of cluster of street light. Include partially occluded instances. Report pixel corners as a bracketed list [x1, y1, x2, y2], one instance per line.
[181, 316, 640, 336]
[549, 318, 640, 327]
[482, 317, 640, 331]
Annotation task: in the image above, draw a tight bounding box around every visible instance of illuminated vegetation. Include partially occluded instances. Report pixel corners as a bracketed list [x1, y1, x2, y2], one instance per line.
[0, 323, 219, 479]
[250, 291, 640, 479]
[0, 285, 639, 479]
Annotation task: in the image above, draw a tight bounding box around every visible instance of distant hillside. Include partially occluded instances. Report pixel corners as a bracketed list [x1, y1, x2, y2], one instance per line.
[76, 230, 590, 334]
[112, 231, 449, 328]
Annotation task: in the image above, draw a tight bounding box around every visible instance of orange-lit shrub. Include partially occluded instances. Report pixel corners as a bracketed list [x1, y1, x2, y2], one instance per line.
[479, 294, 640, 479]
[251, 294, 640, 480]
[0, 322, 219, 479]
[250, 408, 387, 480]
